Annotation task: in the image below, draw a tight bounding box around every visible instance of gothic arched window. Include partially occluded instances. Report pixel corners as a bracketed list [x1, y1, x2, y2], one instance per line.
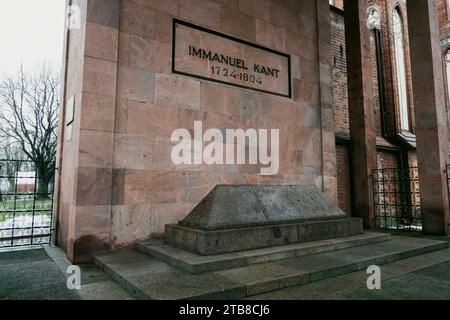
[393, 7, 410, 132]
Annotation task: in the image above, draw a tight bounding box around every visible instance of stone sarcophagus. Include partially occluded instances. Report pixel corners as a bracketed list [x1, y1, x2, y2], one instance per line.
[165, 185, 363, 255]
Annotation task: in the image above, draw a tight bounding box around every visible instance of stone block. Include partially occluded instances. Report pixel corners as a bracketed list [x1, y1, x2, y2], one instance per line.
[155, 74, 201, 110]
[298, 12, 317, 40]
[166, 222, 298, 256]
[154, 11, 175, 44]
[111, 204, 154, 247]
[78, 130, 114, 168]
[179, 185, 346, 230]
[128, 35, 171, 73]
[219, 7, 256, 41]
[180, 0, 221, 29]
[80, 93, 116, 132]
[83, 57, 117, 96]
[118, 32, 130, 67]
[113, 134, 155, 169]
[117, 67, 155, 103]
[163, 184, 363, 255]
[211, 0, 239, 10]
[238, 0, 271, 22]
[87, 0, 120, 28]
[269, 2, 299, 33]
[74, 205, 112, 240]
[85, 22, 119, 62]
[126, 101, 177, 137]
[200, 82, 239, 115]
[76, 167, 113, 206]
[143, 0, 179, 16]
[120, 1, 157, 38]
[123, 170, 178, 204]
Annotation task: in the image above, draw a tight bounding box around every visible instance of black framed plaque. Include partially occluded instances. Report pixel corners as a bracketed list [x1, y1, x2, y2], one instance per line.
[172, 19, 292, 98]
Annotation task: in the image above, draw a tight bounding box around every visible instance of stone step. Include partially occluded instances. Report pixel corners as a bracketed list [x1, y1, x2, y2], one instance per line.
[165, 217, 363, 255]
[136, 232, 392, 273]
[93, 236, 448, 300]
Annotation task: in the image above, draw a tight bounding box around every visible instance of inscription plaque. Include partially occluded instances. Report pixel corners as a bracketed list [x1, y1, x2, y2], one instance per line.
[172, 19, 291, 98]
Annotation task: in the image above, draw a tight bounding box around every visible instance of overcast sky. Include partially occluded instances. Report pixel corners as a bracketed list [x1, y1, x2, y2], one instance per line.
[0, 0, 66, 76]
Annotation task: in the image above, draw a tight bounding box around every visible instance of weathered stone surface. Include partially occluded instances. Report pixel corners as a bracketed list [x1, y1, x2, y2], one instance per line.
[164, 185, 359, 255]
[93, 236, 449, 300]
[137, 232, 391, 273]
[56, 0, 339, 262]
[179, 185, 346, 230]
[166, 217, 363, 255]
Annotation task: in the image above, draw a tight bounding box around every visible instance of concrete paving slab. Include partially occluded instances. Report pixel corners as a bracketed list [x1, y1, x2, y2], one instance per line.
[78, 280, 136, 300]
[2, 236, 448, 300]
[247, 248, 450, 300]
[95, 250, 246, 300]
[331, 273, 450, 300]
[0, 248, 80, 300]
[216, 262, 304, 296]
[43, 245, 134, 300]
[96, 236, 448, 299]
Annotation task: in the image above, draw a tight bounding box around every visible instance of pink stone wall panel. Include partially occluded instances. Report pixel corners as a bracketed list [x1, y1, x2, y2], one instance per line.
[57, 0, 337, 257]
[105, 0, 331, 248]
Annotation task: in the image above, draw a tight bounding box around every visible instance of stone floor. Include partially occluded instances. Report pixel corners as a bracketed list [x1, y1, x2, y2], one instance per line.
[0, 248, 80, 300]
[0, 246, 133, 300]
[0, 235, 450, 300]
[247, 249, 450, 300]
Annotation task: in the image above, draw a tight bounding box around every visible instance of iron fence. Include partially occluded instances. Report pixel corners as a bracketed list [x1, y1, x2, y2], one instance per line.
[372, 167, 422, 231]
[447, 164, 450, 210]
[0, 159, 55, 247]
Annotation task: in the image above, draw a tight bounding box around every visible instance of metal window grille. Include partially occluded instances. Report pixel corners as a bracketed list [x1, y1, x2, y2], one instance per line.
[372, 167, 421, 231]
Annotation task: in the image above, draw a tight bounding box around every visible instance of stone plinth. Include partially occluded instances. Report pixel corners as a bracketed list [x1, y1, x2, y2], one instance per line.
[165, 185, 363, 255]
[180, 185, 346, 230]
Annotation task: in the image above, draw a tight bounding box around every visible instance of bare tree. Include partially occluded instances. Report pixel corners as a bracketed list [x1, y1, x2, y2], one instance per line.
[0, 143, 29, 196]
[0, 66, 59, 198]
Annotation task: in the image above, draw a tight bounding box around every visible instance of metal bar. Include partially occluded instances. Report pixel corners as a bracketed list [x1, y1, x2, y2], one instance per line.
[10, 161, 19, 246]
[48, 173, 55, 245]
[0, 226, 52, 231]
[30, 162, 38, 245]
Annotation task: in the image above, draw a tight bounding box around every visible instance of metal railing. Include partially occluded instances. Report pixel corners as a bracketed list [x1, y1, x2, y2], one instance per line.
[372, 167, 422, 231]
[0, 159, 55, 247]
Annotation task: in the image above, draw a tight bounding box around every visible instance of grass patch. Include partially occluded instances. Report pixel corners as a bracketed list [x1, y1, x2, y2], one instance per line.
[0, 199, 52, 223]
[1, 199, 52, 210]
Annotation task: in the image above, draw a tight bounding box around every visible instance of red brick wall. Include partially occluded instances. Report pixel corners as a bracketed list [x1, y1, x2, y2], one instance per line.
[438, 0, 450, 38]
[331, 1, 419, 138]
[377, 150, 399, 169]
[330, 6, 383, 136]
[370, 30, 383, 136]
[330, 8, 349, 134]
[336, 143, 352, 215]
[371, 0, 416, 135]
[438, 0, 450, 150]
